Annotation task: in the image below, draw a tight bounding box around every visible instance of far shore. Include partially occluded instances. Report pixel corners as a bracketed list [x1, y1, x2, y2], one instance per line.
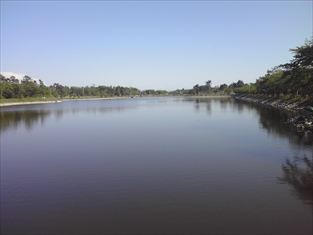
[62, 96, 137, 102]
[182, 95, 230, 98]
[0, 100, 63, 107]
[0, 95, 231, 107]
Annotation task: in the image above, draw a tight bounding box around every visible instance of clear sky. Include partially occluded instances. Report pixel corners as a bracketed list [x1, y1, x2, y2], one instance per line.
[0, 0, 312, 90]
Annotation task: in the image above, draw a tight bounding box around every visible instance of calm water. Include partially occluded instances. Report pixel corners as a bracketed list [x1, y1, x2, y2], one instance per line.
[1, 97, 312, 235]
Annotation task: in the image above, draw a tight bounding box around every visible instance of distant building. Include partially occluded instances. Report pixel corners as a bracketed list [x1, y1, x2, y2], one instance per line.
[0, 72, 39, 84]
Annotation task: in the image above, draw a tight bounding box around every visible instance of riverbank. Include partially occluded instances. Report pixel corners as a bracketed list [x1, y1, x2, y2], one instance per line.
[0, 95, 232, 107]
[0, 97, 63, 107]
[0, 100, 63, 107]
[63, 96, 136, 102]
[233, 94, 313, 132]
[0, 96, 142, 107]
[183, 95, 230, 98]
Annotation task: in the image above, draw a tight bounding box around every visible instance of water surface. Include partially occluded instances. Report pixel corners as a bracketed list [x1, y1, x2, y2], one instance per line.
[1, 97, 312, 235]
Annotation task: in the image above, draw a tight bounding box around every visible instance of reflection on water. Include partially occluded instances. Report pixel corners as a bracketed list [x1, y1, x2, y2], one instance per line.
[184, 98, 313, 207]
[1, 97, 312, 235]
[184, 97, 313, 147]
[0, 100, 140, 133]
[278, 154, 313, 205]
[250, 103, 313, 147]
[0, 110, 51, 133]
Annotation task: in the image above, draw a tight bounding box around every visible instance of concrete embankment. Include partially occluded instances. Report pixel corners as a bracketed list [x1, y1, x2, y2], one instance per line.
[233, 94, 313, 132]
[0, 100, 62, 107]
[0, 96, 136, 107]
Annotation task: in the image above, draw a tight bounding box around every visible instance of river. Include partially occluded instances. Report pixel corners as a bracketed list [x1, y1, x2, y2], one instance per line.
[0, 97, 312, 235]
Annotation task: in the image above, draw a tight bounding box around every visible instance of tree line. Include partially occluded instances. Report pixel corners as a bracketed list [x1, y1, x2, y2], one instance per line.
[171, 39, 312, 97]
[1, 39, 312, 99]
[169, 79, 248, 96]
[253, 39, 312, 96]
[0, 75, 170, 99]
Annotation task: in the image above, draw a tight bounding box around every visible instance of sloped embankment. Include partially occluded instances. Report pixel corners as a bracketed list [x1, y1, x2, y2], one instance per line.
[233, 94, 313, 132]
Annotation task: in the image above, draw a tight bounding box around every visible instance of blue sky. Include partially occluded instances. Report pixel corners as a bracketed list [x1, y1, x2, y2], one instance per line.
[0, 1, 312, 90]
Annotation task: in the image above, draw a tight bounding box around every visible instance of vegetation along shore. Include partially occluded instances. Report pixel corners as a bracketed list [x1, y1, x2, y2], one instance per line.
[1, 40, 312, 130]
[231, 39, 313, 132]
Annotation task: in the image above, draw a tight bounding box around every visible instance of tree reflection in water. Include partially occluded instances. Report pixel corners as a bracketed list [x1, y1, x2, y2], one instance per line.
[0, 110, 51, 133]
[0, 103, 139, 133]
[186, 98, 313, 205]
[278, 154, 313, 205]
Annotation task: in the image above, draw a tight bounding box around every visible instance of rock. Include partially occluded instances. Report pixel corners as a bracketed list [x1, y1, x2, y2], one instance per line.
[295, 124, 305, 132]
[295, 116, 305, 123]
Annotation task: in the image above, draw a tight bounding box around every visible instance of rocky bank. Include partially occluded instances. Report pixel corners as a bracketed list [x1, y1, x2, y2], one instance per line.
[233, 94, 313, 133]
